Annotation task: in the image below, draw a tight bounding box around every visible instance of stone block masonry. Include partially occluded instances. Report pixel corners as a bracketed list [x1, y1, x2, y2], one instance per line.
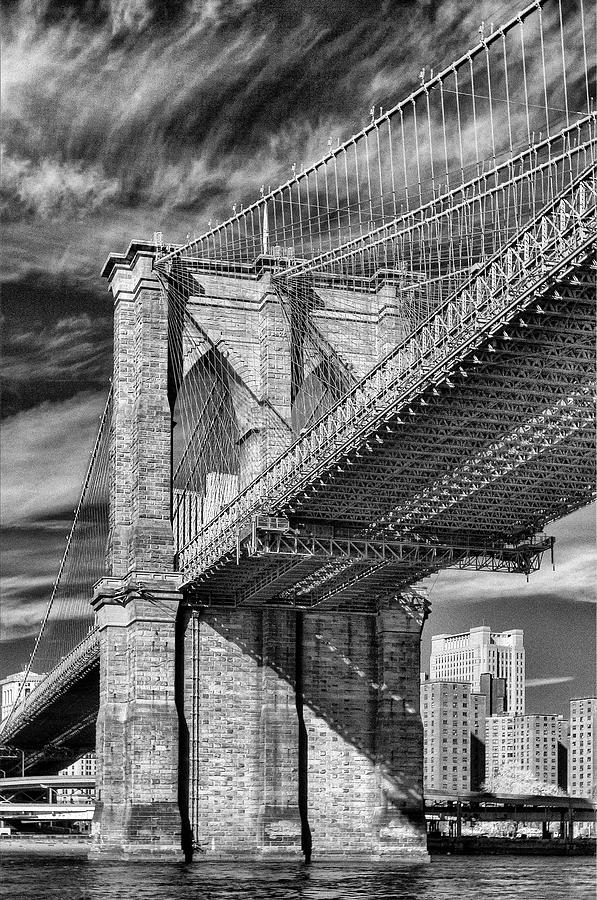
[302, 605, 427, 859]
[90, 573, 182, 859]
[180, 603, 428, 861]
[93, 242, 428, 861]
[182, 607, 302, 858]
[105, 244, 175, 576]
[92, 244, 183, 860]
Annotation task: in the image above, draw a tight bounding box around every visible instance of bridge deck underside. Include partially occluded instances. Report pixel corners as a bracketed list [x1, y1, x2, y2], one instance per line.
[189, 540, 437, 613]
[2, 667, 99, 776]
[279, 257, 596, 538]
[182, 252, 595, 607]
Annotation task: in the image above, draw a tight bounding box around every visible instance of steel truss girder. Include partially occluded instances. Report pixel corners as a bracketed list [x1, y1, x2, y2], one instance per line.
[276, 286, 597, 524]
[182, 523, 554, 611]
[249, 530, 552, 574]
[318, 386, 596, 489]
[298, 443, 596, 532]
[347, 389, 595, 531]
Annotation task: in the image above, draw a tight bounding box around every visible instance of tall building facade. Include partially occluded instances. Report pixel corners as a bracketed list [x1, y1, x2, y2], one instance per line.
[59, 753, 96, 778]
[421, 674, 507, 793]
[569, 698, 596, 799]
[485, 714, 515, 780]
[430, 626, 525, 714]
[0, 671, 42, 722]
[557, 717, 569, 793]
[486, 714, 561, 788]
[56, 752, 97, 804]
[421, 681, 472, 793]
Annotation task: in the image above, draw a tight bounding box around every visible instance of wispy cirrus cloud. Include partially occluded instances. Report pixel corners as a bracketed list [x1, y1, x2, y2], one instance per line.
[1, 304, 112, 418]
[2, 0, 548, 285]
[0, 593, 51, 641]
[0, 391, 108, 527]
[526, 676, 575, 689]
[1, 151, 119, 220]
[2, 313, 112, 386]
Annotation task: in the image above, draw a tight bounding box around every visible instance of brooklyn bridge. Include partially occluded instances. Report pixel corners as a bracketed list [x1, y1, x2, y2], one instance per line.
[1, 0, 595, 862]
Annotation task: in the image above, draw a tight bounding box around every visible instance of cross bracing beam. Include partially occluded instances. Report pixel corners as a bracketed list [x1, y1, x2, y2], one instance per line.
[178, 165, 596, 583]
[294, 428, 595, 539]
[183, 521, 553, 612]
[359, 386, 596, 532]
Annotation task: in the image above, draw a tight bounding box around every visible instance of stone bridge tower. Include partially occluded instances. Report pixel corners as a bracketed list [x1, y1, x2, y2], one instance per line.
[90, 240, 429, 862]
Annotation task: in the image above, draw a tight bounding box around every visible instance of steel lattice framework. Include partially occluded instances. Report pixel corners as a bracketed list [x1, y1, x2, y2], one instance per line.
[173, 165, 595, 612]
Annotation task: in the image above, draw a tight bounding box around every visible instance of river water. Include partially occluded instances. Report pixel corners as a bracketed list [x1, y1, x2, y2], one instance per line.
[0, 853, 595, 900]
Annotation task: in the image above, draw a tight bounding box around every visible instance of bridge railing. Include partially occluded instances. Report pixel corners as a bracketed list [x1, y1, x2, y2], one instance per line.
[156, 0, 593, 270]
[277, 115, 596, 285]
[177, 153, 596, 581]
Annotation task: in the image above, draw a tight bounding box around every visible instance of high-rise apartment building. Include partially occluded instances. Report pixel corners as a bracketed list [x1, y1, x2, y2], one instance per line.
[569, 698, 596, 799]
[430, 625, 525, 714]
[557, 718, 569, 793]
[486, 714, 561, 788]
[420, 678, 498, 793]
[421, 680, 472, 793]
[420, 673, 505, 792]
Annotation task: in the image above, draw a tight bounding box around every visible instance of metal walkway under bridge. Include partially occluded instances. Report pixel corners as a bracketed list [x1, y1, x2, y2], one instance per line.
[2, 0, 595, 772]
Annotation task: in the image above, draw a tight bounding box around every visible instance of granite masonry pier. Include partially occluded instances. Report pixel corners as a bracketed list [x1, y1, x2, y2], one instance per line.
[88, 242, 429, 862]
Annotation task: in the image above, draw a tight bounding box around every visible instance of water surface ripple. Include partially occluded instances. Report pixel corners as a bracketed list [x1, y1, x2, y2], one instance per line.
[1, 854, 594, 900]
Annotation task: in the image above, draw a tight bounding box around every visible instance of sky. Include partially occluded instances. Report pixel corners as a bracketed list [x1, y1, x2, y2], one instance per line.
[1, 0, 595, 715]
